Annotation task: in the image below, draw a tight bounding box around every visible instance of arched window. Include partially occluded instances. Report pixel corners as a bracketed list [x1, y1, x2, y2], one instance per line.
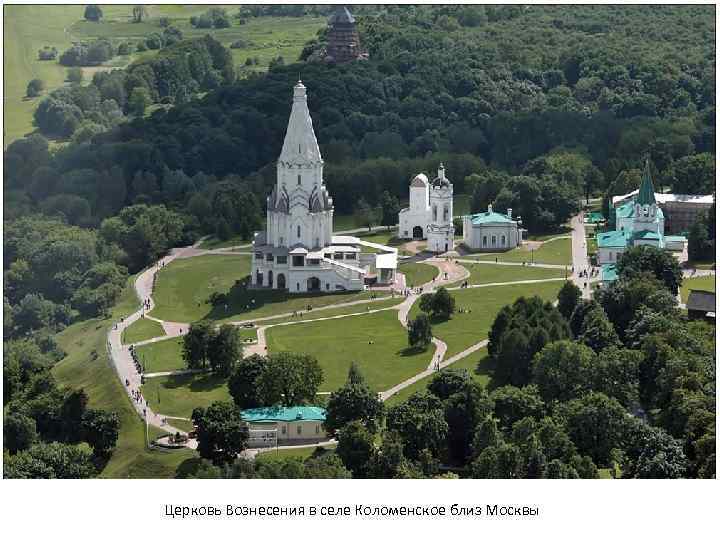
[501, 235, 506, 246]
[432, 205, 437, 221]
[482, 236, 487, 247]
[297, 174, 301, 185]
[443, 205, 449, 221]
[297, 225, 301, 238]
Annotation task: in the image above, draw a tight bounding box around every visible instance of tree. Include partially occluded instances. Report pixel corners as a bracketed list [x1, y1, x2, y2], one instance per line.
[191, 401, 248, 465]
[622, 419, 688, 478]
[669, 153, 715, 194]
[569, 299, 600, 337]
[84, 5, 103, 22]
[128, 86, 151, 116]
[3, 442, 96, 478]
[81, 409, 120, 458]
[444, 381, 493, 463]
[687, 213, 711, 262]
[227, 354, 267, 409]
[257, 352, 323, 406]
[616, 245, 683, 295]
[182, 321, 213, 370]
[419, 287, 455, 320]
[490, 385, 545, 431]
[354, 198, 377, 231]
[557, 281, 581, 319]
[324, 363, 384, 434]
[3, 412, 38, 454]
[335, 420, 375, 478]
[579, 306, 620, 352]
[407, 313, 432, 350]
[380, 190, 400, 229]
[26, 79, 45, 98]
[469, 442, 523, 478]
[386, 392, 448, 460]
[531, 341, 595, 403]
[427, 369, 471, 401]
[132, 5, 148, 23]
[207, 325, 242, 376]
[555, 392, 629, 466]
[590, 347, 641, 408]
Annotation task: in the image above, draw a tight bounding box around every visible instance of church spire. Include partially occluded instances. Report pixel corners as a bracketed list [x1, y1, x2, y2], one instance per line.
[279, 81, 322, 165]
[637, 158, 656, 206]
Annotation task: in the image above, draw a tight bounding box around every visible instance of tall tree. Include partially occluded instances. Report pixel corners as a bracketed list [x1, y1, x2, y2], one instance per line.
[257, 352, 322, 406]
[324, 363, 384, 434]
[191, 401, 248, 465]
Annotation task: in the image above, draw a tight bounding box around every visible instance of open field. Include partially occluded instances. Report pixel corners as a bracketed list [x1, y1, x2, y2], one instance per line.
[141, 373, 231, 419]
[399, 262, 439, 287]
[122, 317, 165, 344]
[4, 5, 323, 146]
[266, 310, 435, 393]
[135, 337, 185, 373]
[410, 281, 564, 359]
[680, 275, 715, 304]
[461, 262, 566, 285]
[52, 277, 194, 478]
[464, 238, 572, 266]
[198, 234, 252, 250]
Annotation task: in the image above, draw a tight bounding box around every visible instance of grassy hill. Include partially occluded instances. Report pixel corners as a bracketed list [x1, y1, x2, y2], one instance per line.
[3, 4, 324, 146]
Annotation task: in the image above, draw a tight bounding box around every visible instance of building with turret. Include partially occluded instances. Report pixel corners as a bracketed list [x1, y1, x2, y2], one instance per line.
[398, 164, 455, 253]
[325, 6, 366, 63]
[598, 160, 687, 286]
[251, 81, 395, 293]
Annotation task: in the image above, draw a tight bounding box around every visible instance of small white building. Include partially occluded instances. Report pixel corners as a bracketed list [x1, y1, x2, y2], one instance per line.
[242, 406, 328, 447]
[462, 205, 522, 251]
[398, 164, 455, 253]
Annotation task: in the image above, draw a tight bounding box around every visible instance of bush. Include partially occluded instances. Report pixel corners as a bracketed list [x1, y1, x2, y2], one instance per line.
[37, 46, 58, 61]
[26, 79, 45, 98]
[66, 67, 83, 84]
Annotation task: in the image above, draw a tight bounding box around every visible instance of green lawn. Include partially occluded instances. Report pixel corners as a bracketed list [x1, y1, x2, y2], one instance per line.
[384, 348, 493, 407]
[266, 310, 435, 393]
[135, 337, 185, 373]
[151, 253, 390, 323]
[681, 275, 715, 304]
[467, 238, 572, 266]
[141, 373, 232, 420]
[122, 317, 165, 344]
[462, 262, 566, 285]
[267, 296, 404, 325]
[52, 277, 195, 478]
[151, 254, 251, 322]
[256, 445, 336, 462]
[410, 281, 565, 359]
[197, 234, 252, 250]
[399, 262, 439, 287]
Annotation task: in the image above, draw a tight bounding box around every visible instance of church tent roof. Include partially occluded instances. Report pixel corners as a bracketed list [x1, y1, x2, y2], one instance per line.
[637, 159, 657, 206]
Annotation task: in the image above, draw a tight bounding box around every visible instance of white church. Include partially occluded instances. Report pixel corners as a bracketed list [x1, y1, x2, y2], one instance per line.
[251, 81, 396, 293]
[398, 165, 455, 253]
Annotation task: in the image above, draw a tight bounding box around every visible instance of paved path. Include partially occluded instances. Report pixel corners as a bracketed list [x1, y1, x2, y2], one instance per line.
[455, 258, 568, 270]
[106, 242, 202, 437]
[570, 212, 593, 298]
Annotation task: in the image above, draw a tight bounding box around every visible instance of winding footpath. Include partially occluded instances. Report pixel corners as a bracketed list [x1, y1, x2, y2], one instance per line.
[108, 218, 590, 441]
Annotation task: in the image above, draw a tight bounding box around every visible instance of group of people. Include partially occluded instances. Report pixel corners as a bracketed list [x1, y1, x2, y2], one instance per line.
[129, 344, 143, 374]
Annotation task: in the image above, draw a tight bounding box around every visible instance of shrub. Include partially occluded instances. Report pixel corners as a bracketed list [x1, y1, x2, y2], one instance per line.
[26, 79, 45, 98]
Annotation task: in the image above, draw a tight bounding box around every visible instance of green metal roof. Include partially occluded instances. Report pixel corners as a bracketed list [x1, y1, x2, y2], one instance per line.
[616, 201, 635, 219]
[632, 230, 662, 241]
[601, 264, 618, 282]
[597, 230, 629, 248]
[585, 211, 605, 223]
[241, 406, 326, 423]
[469, 211, 513, 225]
[637, 159, 656, 206]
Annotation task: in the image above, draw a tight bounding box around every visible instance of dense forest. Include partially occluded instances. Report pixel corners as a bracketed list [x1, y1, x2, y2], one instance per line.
[3, 5, 716, 477]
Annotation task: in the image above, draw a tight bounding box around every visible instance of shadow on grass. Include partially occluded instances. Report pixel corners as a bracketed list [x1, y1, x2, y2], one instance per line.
[158, 372, 227, 393]
[202, 278, 366, 322]
[478, 355, 499, 389]
[175, 457, 206, 478]
[399, 345, 430, 357]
